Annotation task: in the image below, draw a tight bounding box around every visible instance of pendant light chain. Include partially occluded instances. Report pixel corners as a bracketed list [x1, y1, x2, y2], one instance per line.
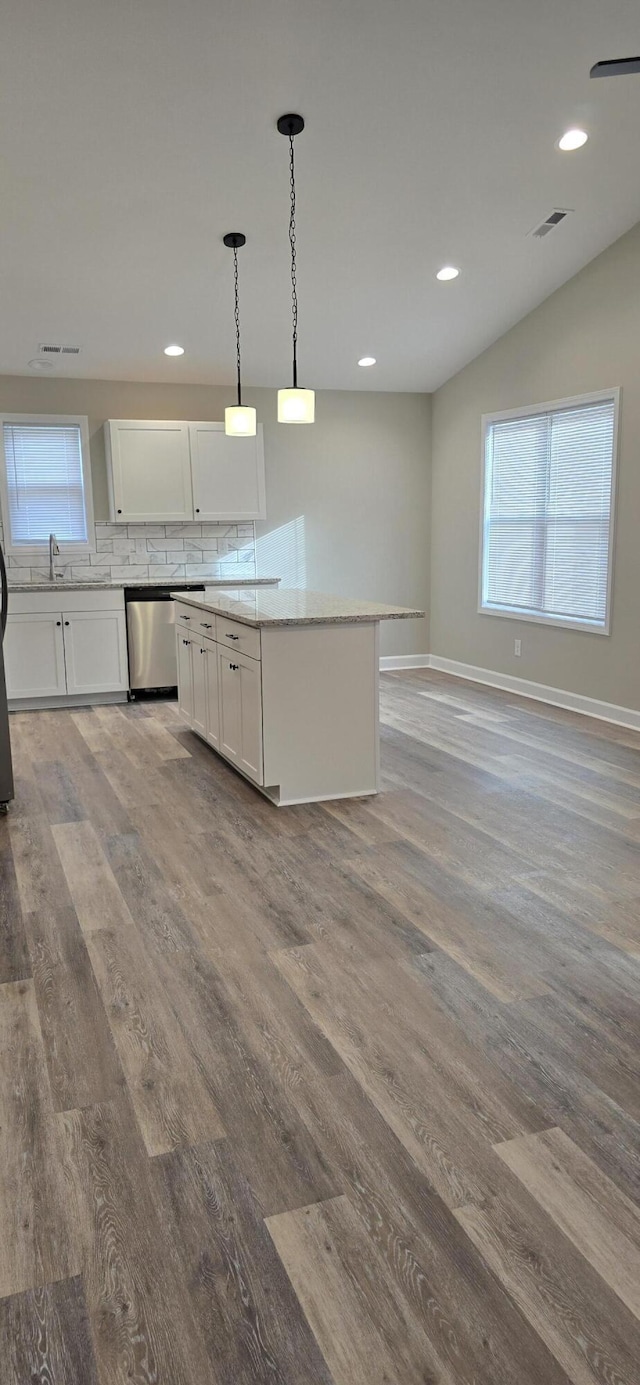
[233, 243, 242, 407]
[288, 132, 299, 388]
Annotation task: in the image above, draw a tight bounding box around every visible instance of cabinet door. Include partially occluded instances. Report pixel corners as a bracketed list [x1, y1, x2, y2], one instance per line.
[218, 647, 263, 784]
[218, 647, 241, 764]
[63, 610, 129, 695]
[203, 643, 220, 750]
[192, 642, 207, 738]
[176, 633, 194, 724]
[106, 420, 193, 521]
[4, 613, 67, 699]
[189, 423, 266, 521]
[237, 652, 263, 784]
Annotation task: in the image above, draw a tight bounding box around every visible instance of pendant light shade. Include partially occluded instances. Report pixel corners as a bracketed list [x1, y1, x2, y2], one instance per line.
[277, 388, 315, 424]
[223, 232, 256, 438]
[225, 404, 257, 436]
[277, 113, 315, 425]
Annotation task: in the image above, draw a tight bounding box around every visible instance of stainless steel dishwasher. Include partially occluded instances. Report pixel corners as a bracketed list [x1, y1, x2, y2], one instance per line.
[125, 584, 204, 695]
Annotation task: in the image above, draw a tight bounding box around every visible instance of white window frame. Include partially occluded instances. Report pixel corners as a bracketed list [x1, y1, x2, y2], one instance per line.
[478, 388, 620, 636]
[0, 413, 95, 557]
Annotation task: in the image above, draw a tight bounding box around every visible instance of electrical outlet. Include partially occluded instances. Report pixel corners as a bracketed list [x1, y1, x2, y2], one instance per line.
[514, 639, 522, 656]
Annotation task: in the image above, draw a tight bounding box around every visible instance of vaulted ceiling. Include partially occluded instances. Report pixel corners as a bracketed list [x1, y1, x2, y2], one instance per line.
[1, 0, 639, 391]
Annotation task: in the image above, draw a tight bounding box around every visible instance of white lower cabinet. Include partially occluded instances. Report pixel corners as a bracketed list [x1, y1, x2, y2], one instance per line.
[5, 613, 67, 699]
[175, 619, 263, 785]
[191, 642, 208, 739]
[62, 610, 128, 695]
[176, 633, 194, 724]
[5, 594, 128, 703]
[203, 644, 220, 750]
[217, 647, 263, 783]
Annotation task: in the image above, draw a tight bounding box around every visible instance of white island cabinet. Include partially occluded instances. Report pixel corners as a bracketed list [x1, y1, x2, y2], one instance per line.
[173, 588, 424, 806]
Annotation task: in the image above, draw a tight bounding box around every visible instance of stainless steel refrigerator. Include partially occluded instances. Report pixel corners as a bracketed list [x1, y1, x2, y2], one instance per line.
[0, 543, 14, 812]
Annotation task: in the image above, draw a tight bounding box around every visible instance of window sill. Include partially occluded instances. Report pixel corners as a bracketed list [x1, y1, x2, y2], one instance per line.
[478, 604, 610, 636]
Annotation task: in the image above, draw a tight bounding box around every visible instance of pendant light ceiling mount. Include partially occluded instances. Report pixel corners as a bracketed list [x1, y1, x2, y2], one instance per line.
[223, 231, 256, 437]
[223, 231, 246, 249]
[277, 113, 305, 137]
[277, 112, 315, 425]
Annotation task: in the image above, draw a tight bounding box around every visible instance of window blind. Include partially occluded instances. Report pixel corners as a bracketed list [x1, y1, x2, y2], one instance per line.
[3, 422, 88, 545]
[481, 396, 616, 628]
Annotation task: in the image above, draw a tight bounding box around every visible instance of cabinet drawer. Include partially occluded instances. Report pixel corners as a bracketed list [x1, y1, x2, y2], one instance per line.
[216, 615, 261, 662]
[174, 603, 197, 630]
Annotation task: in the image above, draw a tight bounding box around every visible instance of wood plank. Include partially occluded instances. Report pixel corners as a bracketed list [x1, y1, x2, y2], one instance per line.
[154, 944, 340, 1216]
[496, 1126, 640, 1319]
[273, 943, 510, 1209]
[456, 1184, 640, 1385]
[0, 841, 31, 983]
[52, 819, 139, 934]
[85, 926, 225, 1156]
[411, 948, 640, 1206]
[286, 1066, 575, 1385]
[267, 1194, 439, 1385]
[0, 1275, 99, 1385]
[59, 1097, 214, 1385]
[25, 904, 124, 1112]
[0, 980, 78, 1298]
[154, 1138, 335, 1384]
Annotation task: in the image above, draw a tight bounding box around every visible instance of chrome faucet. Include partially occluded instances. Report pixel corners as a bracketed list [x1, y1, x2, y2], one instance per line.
[49, 533, 60, 581]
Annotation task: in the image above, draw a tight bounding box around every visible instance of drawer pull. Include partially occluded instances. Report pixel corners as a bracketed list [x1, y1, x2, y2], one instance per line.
[225, 632, 240, 640]
[229, 662, 239, 670]
[200, 622, 212, 629]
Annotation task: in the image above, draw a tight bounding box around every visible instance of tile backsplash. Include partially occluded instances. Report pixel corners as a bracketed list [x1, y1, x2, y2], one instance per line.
[1, 520, 257, 584]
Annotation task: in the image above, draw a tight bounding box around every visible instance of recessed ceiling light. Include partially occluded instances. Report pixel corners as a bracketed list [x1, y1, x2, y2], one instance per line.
[28, 358, 54, 370]
[358, 356, 376, 367]
[436, 266, 460, 281]
[558, 128, 588, 151]
[164, 343, 185, 356]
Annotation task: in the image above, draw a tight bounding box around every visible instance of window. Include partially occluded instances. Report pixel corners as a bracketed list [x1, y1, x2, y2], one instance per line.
[0, 414, 94, 553]
[480, 390, 618, 633]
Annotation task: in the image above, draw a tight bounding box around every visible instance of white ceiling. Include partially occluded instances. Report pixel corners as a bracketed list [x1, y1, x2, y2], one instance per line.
[1, 0, 639, 392]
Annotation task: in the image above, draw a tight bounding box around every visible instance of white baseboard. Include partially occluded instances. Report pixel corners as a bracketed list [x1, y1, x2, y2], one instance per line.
[8, 691, 128, 712]
[428, 655, 640, 732]
[379, 654, 431, 671]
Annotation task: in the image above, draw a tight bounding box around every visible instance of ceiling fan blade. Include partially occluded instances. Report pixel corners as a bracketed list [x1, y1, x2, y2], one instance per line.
[590, 56, 640, 78]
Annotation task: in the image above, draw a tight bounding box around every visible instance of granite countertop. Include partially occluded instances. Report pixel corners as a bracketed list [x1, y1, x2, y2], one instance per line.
[171, 588, 425, 628]
[8, 576, 280, 593]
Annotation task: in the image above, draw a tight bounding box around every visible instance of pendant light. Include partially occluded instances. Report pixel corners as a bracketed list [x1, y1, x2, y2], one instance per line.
[223, 232, 256, 437]
[277, 114, 315, 424]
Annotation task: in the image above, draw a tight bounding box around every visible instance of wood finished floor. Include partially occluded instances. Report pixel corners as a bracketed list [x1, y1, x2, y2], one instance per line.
[1, 669, 639, 1384]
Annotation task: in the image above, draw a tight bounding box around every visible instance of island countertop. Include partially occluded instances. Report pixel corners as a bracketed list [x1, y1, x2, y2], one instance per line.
[171, 587, 425, 627]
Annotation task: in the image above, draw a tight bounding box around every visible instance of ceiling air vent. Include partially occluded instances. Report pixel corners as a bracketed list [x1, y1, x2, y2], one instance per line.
[38, 343, 81, 354]
[529, 209, 573, 239]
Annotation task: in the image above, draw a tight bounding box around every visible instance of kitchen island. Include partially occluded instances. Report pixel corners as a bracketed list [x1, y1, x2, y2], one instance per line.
[172, 588, 424, 805]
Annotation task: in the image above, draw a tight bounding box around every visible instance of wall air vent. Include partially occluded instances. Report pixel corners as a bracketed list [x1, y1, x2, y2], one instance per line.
[38, 343, 81, 354]
[529, 209, 573, 239]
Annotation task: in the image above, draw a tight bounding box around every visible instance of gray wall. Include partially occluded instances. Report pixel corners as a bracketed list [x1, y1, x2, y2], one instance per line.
[0, 377, 430, 656]
[431, 219, 640, 711]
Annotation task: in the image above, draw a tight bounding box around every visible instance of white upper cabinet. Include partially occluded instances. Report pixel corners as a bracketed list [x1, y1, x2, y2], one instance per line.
[105, 420, 194, 522]
[104, 419, 266, 523]
[189, 423, 265, 521]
